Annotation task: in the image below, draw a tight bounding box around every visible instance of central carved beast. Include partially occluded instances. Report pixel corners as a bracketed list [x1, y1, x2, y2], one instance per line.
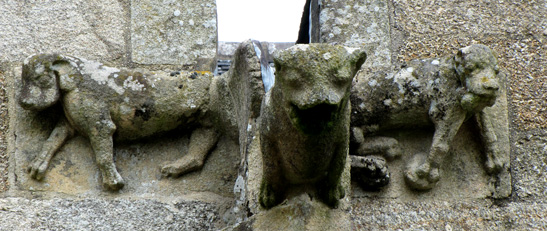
[259, 44, 366, 208]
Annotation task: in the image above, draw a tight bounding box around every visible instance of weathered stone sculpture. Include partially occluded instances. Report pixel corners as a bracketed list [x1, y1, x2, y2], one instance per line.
[19, 54, 221, 190]
[350, 44, 504, 190]
[259, 44, 366, 208]
[350, 155, 390, 190]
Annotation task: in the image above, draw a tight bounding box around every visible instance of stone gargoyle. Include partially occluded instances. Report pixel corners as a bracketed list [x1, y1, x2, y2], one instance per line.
[350, 44, 505, 190]
[259, 44, 367, 208]
[18, 53, 242, 190]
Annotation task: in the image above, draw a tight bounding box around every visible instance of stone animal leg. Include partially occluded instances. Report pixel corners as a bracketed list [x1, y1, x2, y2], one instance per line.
[358, 137, 401, 159]
[28, 118, 75, 180]
[404, 112, 465, 190]
[88, 119, 124, 191]
[476, 111, 505, 174]
[352, 127, 401, 159]
[161, 127, 219, 177]
[318, 142, 348, 208]
[259, 137, 283, 209]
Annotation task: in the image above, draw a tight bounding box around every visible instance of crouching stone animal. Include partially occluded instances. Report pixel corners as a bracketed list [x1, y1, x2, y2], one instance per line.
[259, 44, 367, 208]
[19, 54, 221, 190]
[350, 44, 504, 190]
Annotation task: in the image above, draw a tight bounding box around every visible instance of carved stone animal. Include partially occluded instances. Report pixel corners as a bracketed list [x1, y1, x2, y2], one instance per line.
[350, 44, 503, 190]
[259, 44, 366, 208]
[19, 54, 222, 190]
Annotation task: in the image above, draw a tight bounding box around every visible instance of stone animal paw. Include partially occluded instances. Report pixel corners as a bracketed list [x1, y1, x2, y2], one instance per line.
[160, 155, 202, 178]
[160, 162, 184, 178]
[103, 172, 125, 191]
[404, 153, 440, 190]
[319, 183, 345, 208]
[385, 145, 402, 160]
[485, 152, 504, 174]
[27, 157, 49, 181]
[350, 155, 390, 190]
[259, 182, 281, 209]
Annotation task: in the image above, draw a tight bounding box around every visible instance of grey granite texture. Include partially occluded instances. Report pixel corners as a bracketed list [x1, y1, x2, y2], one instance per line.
[391, 0, 547, 130]
[320, 0, 391, 70]
[0, 68, 7, 193]
[131, 0, 217, 65]
[0, 197, 220, 230]
[0, 0, 127, 64]
[351, 198, 547, 230]
[512, 131, 547, 200]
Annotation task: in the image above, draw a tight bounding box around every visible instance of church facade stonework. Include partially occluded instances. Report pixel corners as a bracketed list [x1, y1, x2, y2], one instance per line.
[0, 0, 545, 230]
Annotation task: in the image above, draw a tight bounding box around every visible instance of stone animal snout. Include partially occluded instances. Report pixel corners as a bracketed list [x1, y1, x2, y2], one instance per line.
[288, 92, 345, 134]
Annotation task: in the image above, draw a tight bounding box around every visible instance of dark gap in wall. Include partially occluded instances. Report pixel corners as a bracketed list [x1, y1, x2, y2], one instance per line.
[296, 0, 320, 44]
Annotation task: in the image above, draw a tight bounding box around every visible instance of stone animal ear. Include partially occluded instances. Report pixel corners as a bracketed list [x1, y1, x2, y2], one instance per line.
[454, 49, 465, 77]
[348, 48, 367, 75]
[52, 60, 78, 91]
[273, 55, 285, 73]
[19, 54, 62, 111]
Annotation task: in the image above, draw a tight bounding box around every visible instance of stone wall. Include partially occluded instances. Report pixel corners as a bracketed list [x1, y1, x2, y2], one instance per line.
[1, 0, 546, 230]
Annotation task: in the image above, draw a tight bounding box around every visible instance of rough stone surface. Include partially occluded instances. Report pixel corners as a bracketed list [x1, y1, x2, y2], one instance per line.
[391, 0, 547, 130]
[0, 197, 220, 230]
[0, 66, 8, 192]
[131, 0, 217, 66]
[351, 198, 547, 230]
[0, 0, 127, 64]
[253, 194, 352, 231]
[320, 0, 391, 70]
[512, 131, 547, 200]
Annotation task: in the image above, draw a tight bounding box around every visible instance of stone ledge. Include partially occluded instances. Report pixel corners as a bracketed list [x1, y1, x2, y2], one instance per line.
[0, 197, 221, 230]
[2, 196, 543, 230]
[351, 198, 547, 230]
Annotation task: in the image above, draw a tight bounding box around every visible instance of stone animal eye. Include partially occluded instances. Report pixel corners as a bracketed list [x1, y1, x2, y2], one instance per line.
[331, 69, 349, 87]
[36, 72, 55, 88]
[282, 69, 303, 88]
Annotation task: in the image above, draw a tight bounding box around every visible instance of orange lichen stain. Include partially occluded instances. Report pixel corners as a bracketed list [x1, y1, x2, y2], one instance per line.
[194, 71, 212, 75]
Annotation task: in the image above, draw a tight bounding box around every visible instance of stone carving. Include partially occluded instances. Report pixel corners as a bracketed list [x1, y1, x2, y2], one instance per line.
[259, 44, 366, 208]
[350, 44, 504, 190]
[19, 54, 222, 190]
[350, 155, 390, 190]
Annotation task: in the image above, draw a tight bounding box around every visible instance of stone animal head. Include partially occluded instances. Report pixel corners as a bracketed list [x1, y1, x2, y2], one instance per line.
[454, 44, 501, 113]
[19, 54, 78, 111]
[273, 44, 366, 134]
